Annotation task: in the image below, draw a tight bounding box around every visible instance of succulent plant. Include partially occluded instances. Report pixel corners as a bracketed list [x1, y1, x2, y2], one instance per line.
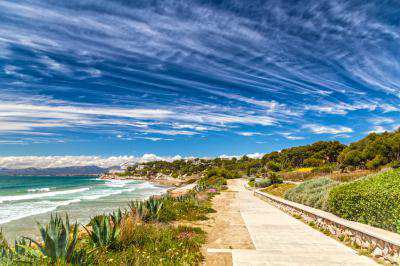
[84, 210, 123, 248]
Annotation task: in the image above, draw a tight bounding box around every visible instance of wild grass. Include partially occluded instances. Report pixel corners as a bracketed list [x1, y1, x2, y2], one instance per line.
[284, 177, 339, 211]
[92, 221, 205, 265]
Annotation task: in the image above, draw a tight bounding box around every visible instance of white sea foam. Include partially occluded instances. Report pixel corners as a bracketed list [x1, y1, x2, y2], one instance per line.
[0, 187, 90, 203]
[0, 180, 167, 226]
[104, 179, 134, 188]
[27, 187, 51, 193]
[0, 199, 81, 225]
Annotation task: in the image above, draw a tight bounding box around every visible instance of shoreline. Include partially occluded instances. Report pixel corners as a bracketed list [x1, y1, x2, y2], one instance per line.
[99, 173, 191, 187]
[0, 176, 168, 241]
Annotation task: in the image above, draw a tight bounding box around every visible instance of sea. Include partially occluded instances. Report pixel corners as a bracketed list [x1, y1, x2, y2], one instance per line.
[0, 175, 168, 241]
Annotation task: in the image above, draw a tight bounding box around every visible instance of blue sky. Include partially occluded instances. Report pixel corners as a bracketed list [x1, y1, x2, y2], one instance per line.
[0, 0, 399, 160]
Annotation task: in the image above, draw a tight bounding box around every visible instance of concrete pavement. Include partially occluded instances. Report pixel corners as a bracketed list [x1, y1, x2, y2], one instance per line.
[209, 179, 377, 266]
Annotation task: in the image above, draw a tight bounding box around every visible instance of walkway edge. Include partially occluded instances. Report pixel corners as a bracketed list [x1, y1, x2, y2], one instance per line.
[250, 185, 400, 263]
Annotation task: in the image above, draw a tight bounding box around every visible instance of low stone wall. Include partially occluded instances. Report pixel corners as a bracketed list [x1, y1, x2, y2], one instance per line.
[253, 189, 400, 264]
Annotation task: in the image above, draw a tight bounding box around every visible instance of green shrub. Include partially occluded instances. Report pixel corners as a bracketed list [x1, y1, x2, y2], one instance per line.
[328, 169, 400, 231]
[268, 172, 283, 184]
[388, 161, 400, 169]
[311, 164, 335, 174]
[255, 179, 272, 188]
[266, 161, 281, 172]
[284, 177, 338, 210]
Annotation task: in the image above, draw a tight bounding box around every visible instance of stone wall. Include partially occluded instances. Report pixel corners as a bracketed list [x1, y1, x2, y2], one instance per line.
[253, 189, 400, 265]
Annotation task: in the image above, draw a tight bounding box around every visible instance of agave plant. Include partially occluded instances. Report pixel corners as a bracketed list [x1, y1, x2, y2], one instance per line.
[110, 209, 123, 226]
[145, 197, 163, 221]
[128, 197, 164, 222]
[23, 214, 82, 263]
[84, 211, 122, 248]
[128, 200, 148, 221]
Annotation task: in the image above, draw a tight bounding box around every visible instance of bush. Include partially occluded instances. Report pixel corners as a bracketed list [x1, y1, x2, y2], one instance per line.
[328, 169, 400, 232]
[268, 172, 283, 184]
[266, 161, 281, 172]
[255, 179, 272, 188]
[388, 161, 400, 169]
[311, 164, 335, 174]
[284, 177, 338, 211]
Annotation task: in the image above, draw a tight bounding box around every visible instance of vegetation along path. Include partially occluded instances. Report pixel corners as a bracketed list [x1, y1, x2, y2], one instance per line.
[206, 179, 377, 266]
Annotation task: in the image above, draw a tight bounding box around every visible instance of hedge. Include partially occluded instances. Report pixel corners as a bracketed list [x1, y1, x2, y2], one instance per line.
[328, 169, 400, 232]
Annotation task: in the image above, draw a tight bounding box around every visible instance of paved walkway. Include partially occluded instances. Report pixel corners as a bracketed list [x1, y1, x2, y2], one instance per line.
[209, 180, 377, 266]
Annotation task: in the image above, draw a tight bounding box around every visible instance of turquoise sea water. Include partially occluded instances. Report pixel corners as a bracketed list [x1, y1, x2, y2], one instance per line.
[0, 175, 168, 240]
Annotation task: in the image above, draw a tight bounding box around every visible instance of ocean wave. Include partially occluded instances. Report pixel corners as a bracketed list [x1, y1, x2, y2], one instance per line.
[0, 199, 81, 225]
[104, 179, 135, 188]
[27, 187, 51, 193]
[0, 187, 90, 203]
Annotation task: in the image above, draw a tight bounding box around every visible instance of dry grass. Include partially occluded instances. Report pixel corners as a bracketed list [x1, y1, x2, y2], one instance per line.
[329, 170, 375, 182]
[261, 183, 297, 198]
[282, 169, 375, 182]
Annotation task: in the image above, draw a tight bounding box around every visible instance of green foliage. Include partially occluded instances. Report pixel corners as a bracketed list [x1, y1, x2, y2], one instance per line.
[196, 170, 227, 191]
[328, 169, 400, 232]
[205, 167, 241, 179]
[158, 194, 214, 222]
[266, 161, 281, 172]
[255, 178, 272, 188]
[93, 224, 205, 265]
[311, 164, 335, 174]
[129, 197, 163, 222]
[284, 177, 339, 211]
[268, 171, 283, 184]
[339, 129, 400, 170]
[85, 210, 123, 248]
[262, 141, 345, 169]
[23, 214, 85, 264]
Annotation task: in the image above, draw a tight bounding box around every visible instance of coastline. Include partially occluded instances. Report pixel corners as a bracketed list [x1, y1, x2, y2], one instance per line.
[99, 173, 190, 187]
[0, 175, 168, 241]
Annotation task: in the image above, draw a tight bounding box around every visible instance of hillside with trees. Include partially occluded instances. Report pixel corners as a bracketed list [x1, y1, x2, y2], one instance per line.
[339, 129, 400, 170]
[122, 129, 399, 181]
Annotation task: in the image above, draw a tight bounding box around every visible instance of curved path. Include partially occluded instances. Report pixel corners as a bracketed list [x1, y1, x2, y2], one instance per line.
[207, 179, 376, 266]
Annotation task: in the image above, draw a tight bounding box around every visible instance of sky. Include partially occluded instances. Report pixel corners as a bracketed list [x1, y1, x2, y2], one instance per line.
[0, 0, 400, 168]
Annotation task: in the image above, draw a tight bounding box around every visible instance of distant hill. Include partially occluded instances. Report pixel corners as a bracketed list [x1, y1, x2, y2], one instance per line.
[0, 165, 110, 176]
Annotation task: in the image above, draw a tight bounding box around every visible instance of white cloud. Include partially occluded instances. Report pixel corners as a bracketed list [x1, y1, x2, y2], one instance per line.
[304, 124, 353, 134]
[236, 132, 262, 136]
[280, 132, 305, 140]
[0, 154, 184, 169]
[368, 117, 395, 125]
[144, 129, 198, 136]
[246, 152, 264, 159]
[306, 102, 376, 115]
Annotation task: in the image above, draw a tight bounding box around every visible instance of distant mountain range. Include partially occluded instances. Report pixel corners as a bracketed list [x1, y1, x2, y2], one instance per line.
[0, 165, 112, 176]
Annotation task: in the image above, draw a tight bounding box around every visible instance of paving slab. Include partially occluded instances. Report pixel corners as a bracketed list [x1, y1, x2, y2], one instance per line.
[230, 180, 377, 266]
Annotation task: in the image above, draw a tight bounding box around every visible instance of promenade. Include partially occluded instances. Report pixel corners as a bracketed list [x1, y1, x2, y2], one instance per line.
[206, 179, 377, 266]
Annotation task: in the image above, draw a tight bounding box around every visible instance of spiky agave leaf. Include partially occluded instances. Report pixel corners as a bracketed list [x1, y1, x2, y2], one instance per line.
[24, 213, 81, 263]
